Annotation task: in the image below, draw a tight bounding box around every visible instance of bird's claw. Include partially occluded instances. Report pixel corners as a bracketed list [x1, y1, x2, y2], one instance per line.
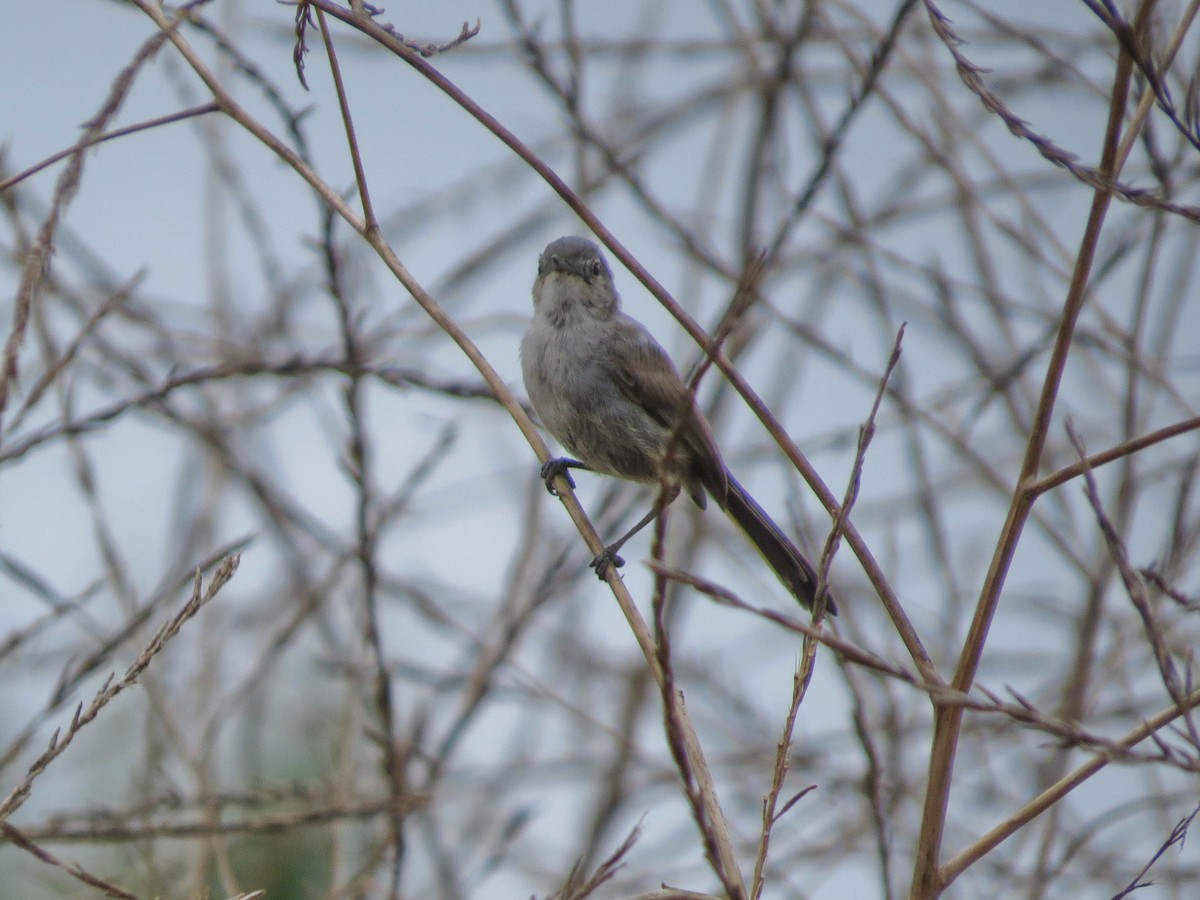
[590, 548, 625, 579]
[540, 458, 578, 496]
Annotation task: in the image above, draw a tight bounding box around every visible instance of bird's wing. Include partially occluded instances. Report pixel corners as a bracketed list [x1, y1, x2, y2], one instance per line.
[606, 317, 728, 502]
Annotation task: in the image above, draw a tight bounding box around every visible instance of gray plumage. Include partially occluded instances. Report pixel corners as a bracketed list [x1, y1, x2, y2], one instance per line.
[521, 236, 831, 613]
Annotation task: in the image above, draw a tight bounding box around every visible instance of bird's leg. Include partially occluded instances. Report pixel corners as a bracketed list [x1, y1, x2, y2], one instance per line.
[540, 457, 590, 496]
[591, 489, 678, 579]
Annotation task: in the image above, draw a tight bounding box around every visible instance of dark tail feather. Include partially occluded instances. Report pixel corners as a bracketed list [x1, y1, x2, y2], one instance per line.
[717, 473, 836, 615]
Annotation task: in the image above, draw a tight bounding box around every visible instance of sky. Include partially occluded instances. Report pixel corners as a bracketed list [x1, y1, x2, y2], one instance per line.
[2, 2, 1199, 897]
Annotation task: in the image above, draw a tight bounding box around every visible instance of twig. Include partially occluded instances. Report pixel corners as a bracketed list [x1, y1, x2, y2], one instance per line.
[0, 555, 240, 823]
[315, 5, 378, 231]
[939, 688, 1200, 888]
[8, 794, 426, 843]
[0, 104, 219, 194]
[0, 19, 177, 429]
[920, 0, 1200, 222]
[1109, 805, 1199, 898]
[546, 824, 640, 900]
[817, 323, 906, 610]
[1067, 421, 1198, 746]
[750, 325, 903, 896]
[0, 822, 143, 900]
[1030, 415, 1200, 496]
[651, 514, 747, 900]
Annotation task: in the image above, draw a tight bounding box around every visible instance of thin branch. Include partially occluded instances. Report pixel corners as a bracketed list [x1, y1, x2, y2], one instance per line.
[1109, 805, 1199, 899]
[1030, 415, 1200, 496]
[315, 6, 378, 231]
[0, 555, 240, 823]
[0, 823, 143, 900]
[0, 104, 219, 194]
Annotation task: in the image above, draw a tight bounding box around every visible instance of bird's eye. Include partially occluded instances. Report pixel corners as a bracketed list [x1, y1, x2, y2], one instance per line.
[590, 260, 603, 277]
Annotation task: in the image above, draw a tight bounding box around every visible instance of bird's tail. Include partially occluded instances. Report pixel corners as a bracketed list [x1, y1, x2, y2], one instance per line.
[716, 473, 835, 614]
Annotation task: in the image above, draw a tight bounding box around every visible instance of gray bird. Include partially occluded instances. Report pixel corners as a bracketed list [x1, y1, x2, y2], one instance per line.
[520, 236, 833, 614]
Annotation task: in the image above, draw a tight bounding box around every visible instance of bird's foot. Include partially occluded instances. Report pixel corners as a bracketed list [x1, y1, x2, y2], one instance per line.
[540, 457, 581, 496]
[589, 547, 626, 579]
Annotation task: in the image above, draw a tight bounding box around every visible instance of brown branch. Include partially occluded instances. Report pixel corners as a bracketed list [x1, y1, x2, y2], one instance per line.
[911, 3, 1155, 891]
[0, 822, 143, 900]
[0, 104, 219, 194]
[8, 794, 426, 844]
[1067, 422, 1198, 745]
[938, 688, 1200, 888]
[1030, 415, 1200, 497]
[0, 19, 177, 428]
[0, 555, 240, 823]
[921, 0, 1200, 222]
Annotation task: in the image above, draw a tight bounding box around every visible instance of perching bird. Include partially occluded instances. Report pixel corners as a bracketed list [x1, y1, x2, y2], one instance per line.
[520, 236, 832, 613]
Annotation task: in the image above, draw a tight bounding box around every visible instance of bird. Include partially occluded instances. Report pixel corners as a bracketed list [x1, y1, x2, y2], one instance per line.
[520, 236, 833, 614]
